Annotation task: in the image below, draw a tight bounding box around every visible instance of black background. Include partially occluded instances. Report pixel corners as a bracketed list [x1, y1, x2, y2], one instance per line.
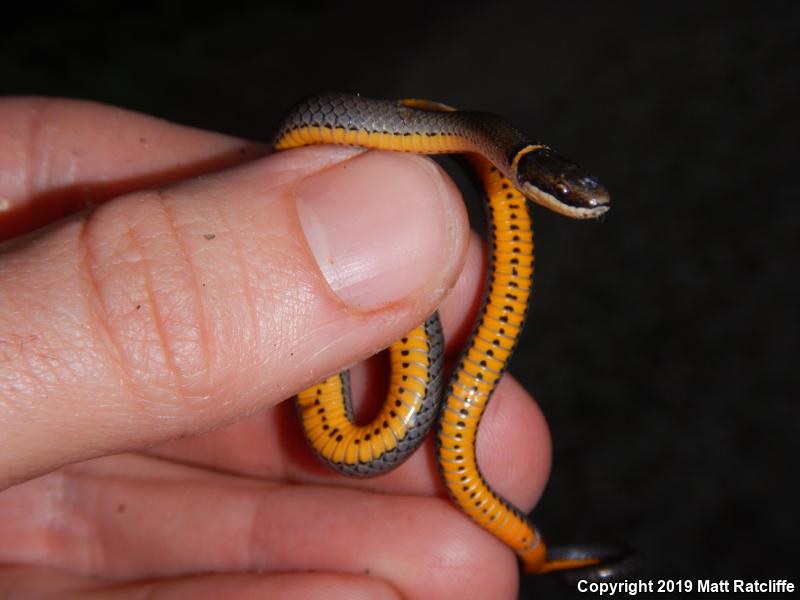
[3, 2, 798, 598]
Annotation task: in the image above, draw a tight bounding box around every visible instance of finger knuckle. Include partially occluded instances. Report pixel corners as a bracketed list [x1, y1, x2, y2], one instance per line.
[79, 190, 212, 409]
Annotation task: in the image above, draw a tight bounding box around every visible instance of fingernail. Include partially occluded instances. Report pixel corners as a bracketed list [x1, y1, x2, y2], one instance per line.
[296, 152, 459, 311]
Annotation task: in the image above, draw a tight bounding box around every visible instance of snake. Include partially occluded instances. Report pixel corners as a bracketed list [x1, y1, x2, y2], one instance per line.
[273, 92, 634, 579]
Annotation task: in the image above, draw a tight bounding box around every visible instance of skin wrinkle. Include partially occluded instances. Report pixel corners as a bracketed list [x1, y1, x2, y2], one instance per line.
[78, 211, 150, 421]
[130, 190, 203, 405]
[74, 474, 105, 576]
[59, 469, 120, 575]
[83, 193, 189, 417]
[60, 470, 103, 573]
[40, 471, 90, 571]
[244, 491, 268, 571]
[138, 192, 187, 396]
[159, 195, 213, 390]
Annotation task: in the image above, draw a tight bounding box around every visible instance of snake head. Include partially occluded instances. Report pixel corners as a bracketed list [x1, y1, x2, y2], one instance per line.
[515, 146, 610, 219]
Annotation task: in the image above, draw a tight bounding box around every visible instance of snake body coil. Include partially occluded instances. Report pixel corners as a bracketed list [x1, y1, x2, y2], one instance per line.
[274, 92, 633, 578]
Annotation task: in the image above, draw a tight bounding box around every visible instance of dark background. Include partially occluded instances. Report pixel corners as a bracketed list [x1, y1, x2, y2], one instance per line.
[3, 2, 798, 598]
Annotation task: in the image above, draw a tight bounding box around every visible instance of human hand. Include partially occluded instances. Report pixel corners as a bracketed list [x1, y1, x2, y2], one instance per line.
[0, 98, 551, 599]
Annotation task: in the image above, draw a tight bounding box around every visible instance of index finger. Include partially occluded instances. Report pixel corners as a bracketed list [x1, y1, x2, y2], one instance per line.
[0, 97, 265, 241]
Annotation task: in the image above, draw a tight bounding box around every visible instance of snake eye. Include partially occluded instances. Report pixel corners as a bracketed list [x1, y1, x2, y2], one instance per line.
[555, 182, 571, 197]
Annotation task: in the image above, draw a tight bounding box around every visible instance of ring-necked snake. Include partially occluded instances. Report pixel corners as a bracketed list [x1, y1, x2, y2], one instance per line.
[273, 93, 636, 580]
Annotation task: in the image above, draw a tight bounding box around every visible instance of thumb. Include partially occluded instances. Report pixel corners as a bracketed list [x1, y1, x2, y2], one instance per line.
[0, 147, 468, 488]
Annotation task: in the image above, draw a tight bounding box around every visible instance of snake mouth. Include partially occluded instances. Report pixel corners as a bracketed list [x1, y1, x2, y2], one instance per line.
[521, 181, 610, 220]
